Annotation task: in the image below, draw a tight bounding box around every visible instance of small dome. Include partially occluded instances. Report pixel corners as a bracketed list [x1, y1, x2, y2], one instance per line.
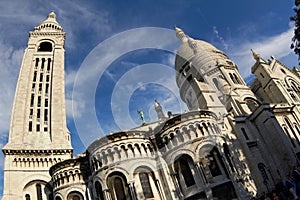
[34, 11, 63, 32]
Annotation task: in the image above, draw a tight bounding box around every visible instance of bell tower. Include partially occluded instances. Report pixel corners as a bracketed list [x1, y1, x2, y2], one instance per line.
[2, 12, 72, 200]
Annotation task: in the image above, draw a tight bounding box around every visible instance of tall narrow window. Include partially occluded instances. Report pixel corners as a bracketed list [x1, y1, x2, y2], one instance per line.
[229, 73, 236, 84]
[258, 163, 269, 182]
[95, 181, 104, 200]
[45, 84, 49, 94]
[35, 58, 39, 68]
[208, 152, 222, 177]
[114, 177, 126, 200]
[39, 73, 43, 82]
[213, 78, 219, 89]
[180, 159, 195, 186]
[37, 109, 40, 119]
[241, 128, 249, 140]
[47, 58, 51, 71]
[45, 99, 48, 107]
[46, 75, 49, 82]
[36, 124, 40, 132]
[33, 71, 37, 82]
[41, 58, 45, 70]
[37, 96, 41, 107]
[233, 73, 241, 84]
[44, 109, 48, 121]
[174, 156, 196, 188]
[30, 94, 34, 107]
[36, 184, 42, 200]
[29, 121, 32, 132]
[39, 83, 42, 92]
[25, 194, 31, 200]
[139, 173, 154, 198]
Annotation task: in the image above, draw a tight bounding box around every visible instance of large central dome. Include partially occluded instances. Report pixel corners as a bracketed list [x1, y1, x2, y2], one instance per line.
[174, 27, 228, 73]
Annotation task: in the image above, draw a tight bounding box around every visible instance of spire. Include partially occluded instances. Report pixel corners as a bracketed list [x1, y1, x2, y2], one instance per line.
[251, 49, 261, 61]
[175, 26, 188, 43]
[154, 99, 166, 120]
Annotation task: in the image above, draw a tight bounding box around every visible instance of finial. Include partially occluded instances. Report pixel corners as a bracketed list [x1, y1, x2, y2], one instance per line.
[48, 11, 56, 19]
[251, 49, 261, 61]
[154, 99, 166, 120]
[175, 26, 188, 43]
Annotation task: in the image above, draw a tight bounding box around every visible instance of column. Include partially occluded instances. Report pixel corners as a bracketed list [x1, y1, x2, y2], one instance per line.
[103, 189, 112, 200]
[128, 182, 137, 200]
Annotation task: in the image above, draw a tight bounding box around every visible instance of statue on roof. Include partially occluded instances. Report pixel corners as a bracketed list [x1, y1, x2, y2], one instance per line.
[137, 110, 147, 124]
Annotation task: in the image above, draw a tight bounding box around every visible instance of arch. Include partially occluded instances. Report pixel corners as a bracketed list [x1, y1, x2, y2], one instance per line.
[55, 196, 62, 200]
[95, 181, 104, 200]
[244, 97, 260, 112]
[67, 191, 84, 200]
[38, 41, 52, 52]
[107, 172, 131, 200]
[134, 166, 155, 199]
[174, 154, 196, 188]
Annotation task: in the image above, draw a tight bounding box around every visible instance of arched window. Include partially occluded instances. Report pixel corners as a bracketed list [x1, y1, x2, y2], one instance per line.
[284, 118, 300, 146]
[213, 78, 219, 89]
[174, 155, 196, 187]
[25, 194, 31, 200]
[95, 181, 104, 200]
[114, 177, 126, 200]
[233, 73, 241, 84]
[107, 173, 130, 200]
[258, 163, 269, 182]
[139, 173, 154, 198]
[38, 42, 52, 52]
[208, 151, 222, 177]
[67, 191, 84, 200]
[245, 98, 260, 112]
[55, 196, 62, 200]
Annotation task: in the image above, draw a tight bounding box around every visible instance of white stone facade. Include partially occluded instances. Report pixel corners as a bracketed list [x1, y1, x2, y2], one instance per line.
[3, 12, 300, 200]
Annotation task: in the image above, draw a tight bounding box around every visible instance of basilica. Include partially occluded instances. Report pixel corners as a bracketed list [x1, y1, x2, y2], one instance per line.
[2, 12, 300, 200]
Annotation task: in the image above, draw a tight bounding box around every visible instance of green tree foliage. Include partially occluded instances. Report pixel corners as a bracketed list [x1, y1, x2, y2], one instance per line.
[291, 0, 300, 64]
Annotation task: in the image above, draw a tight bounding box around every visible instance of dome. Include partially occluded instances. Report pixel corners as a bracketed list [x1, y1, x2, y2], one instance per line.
[174, 27, 228, 72]
[33, 11, 63, 32]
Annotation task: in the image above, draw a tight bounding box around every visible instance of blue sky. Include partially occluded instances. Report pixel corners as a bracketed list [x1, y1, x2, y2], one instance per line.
[0, 0, 298, 197]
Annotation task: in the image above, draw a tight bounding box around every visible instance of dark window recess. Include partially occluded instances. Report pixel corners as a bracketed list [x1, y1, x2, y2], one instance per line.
[36, 124, 40, 132]
[47, 58, 51, 71]
[114, 177, 126, 200]
[29, 121, 32, 132]
[38, 42, 52, 52]
[139, 173, 154, 198]
[36, 184, 42, 200]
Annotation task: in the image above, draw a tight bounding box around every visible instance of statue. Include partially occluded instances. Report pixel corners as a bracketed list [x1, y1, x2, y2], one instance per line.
[137, 110, 147, 124]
